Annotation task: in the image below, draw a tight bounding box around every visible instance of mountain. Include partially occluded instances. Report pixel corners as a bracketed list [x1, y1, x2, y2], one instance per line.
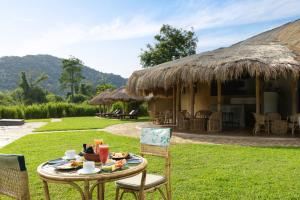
[0, 55, 127, 95]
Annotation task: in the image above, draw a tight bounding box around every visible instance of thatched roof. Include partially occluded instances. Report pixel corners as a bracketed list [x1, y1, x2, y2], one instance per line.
[128, 19, 300, 95]
[89, 89, 113, 105]
[106, 86, 144, 102]
[89, 87, 144, 105]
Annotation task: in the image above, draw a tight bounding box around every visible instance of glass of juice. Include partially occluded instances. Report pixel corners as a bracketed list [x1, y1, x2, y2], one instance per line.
[94, 139, 103, 145]
[99, 145, 109, 164]
[94, 139, 103, 154]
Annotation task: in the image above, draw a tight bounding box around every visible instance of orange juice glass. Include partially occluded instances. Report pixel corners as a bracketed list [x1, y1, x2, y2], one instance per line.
[94, 139, 103, 145]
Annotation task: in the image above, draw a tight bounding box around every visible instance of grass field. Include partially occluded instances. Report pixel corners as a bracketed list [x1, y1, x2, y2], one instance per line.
[1, 130, 300, 199]
[33, 116, 149, 132]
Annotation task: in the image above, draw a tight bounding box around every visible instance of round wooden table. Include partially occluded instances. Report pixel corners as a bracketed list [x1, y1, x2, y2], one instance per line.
[37, 157, 147, 200]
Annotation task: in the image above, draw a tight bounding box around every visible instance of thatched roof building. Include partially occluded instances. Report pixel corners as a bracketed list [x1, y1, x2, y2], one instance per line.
[128, 19, 300, 96]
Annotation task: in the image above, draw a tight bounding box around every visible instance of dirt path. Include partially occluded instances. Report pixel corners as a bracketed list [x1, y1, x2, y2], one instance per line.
[4, 121, 300, 148]
[103, 122, 300, 147]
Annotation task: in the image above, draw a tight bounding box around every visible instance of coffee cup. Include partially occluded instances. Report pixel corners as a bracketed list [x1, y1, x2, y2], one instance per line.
[82, 161, 95, 173]
[65, 150, 76, 159]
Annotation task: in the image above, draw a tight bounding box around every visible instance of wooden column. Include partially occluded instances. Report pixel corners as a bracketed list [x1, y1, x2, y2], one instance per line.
[256, 75, 261, 114]
[291, 78, 298, 114]
[176, 82, 181, 124]
[217, 80, 222, 112]
[122, 102, 126, 114]
[172, 86, 176, 125]
[190, 83, 195, 118]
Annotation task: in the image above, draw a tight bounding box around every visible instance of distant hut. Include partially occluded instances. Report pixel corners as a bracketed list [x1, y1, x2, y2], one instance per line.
[127, 19, 300, 131]
[106, 86, 144, 113]
[89, 89, 113, 112]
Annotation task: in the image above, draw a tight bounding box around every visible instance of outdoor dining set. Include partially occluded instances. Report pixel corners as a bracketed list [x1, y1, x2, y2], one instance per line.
[151, 110, 300, 136]
[253, 113, 300, 136]
[152, 110, 236, 132]
[0, 128, 172, 200]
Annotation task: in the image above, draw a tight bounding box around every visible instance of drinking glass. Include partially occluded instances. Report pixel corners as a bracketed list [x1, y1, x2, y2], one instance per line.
[94, 139, 103, 154]
[99, 145, 109, 164]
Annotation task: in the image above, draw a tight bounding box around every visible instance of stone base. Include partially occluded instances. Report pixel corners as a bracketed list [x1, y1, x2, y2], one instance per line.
[0, 119, 25, 126]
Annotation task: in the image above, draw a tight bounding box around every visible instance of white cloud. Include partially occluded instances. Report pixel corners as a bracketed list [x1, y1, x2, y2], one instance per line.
[17, 0, 300, 53]
[16, 25, 86, 55]
[179, 0, 300, 30]
[89, 16, 160, 41]
[2, 0, 300, 78]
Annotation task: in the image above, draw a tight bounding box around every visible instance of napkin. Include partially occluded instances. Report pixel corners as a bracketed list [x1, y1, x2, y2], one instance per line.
[47, 158, 68, 166]
[127, 154, 143, 164]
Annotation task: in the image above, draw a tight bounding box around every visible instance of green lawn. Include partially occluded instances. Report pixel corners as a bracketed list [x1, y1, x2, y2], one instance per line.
[33, 116, 149, 132]
[1, 130, 300, 199]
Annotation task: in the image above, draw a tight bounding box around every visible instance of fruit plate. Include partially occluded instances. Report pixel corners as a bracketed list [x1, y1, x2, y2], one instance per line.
[111, 152, 129, 160]
[55, 163, 82, 170]
[101, 164, 129, 172]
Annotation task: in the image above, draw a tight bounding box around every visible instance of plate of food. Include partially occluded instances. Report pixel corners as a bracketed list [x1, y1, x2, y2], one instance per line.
[55, 161, 83, 170]
[102, 159, 127, 172]
[111, 152, 129, 160]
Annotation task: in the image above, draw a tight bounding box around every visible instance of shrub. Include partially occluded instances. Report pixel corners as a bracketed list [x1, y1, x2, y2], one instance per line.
[0, 103, 98, 119]
[68, 94, 88, 103]
[110, 102, 123, 112]
[46, 94, 64, 103]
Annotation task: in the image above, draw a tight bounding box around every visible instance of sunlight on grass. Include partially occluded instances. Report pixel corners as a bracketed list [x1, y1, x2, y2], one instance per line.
[33, 116, 149, 132]
[1, 131, 300, 199]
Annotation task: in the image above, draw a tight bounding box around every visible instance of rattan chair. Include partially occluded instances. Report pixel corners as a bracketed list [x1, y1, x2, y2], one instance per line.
[192, 110, 212, 131]
[177, 111, 191, 130]
[253, 113, 269, 135]
[271, 119, 288, 135]
[207, 112, 222, 132]
[266, 112, 281, 121]
[195, 110, 212, 119]
[288, 114, 300, 136]
[164, 110, 173, 124]
[115, 128, 172, 200]
[0, 154, 30, 200]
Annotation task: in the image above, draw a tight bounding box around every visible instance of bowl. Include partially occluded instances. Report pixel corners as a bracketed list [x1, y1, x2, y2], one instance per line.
[83, 152, 100, 162]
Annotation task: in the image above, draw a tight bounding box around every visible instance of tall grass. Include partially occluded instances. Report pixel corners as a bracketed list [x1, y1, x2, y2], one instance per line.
[0, 103, 98, 119]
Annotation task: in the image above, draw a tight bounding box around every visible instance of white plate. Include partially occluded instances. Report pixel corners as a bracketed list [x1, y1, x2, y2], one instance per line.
[78, 168, 101, 175]
[62, 155, 80, 160]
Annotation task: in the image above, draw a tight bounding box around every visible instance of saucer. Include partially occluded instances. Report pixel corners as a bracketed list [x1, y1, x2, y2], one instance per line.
[78, 168, 101, 175]
[62, 155, 80, 160]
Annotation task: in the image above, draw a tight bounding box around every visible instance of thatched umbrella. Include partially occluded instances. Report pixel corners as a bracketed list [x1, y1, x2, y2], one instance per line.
[89, 89, 114, 112]
[106, 87, 144, 102]
[127, 19, 300, 96]
[106, 87, 144, 113]
[89, 89, 113, 105]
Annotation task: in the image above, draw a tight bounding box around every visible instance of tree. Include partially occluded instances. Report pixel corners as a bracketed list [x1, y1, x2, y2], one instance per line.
[60, 56, 84, 102]
[96, 83, 116, 94]
[46, 93, 64, 102]
[10, 88, 24, 104]
[18, 72, 48, 104]
[79, 82, 94, 97]
[140, 24, 198, 68]
[0, 92, 14, 105]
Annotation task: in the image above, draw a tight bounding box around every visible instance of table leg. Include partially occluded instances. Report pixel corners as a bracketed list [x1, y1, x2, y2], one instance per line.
[42, 180, 50, 200]
[84, 181, 90, 200]
[97, 182, 105, 200]
[97, 183, 100, 199]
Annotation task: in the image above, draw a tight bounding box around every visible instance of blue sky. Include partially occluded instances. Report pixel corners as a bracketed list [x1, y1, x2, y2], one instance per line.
[0, 0, 300, 78]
